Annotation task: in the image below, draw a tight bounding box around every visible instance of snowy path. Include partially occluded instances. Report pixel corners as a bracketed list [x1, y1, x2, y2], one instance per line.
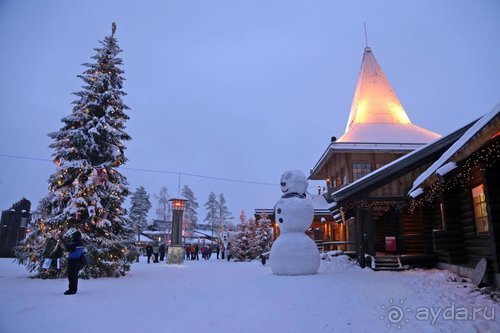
[0, 256, 498, 333]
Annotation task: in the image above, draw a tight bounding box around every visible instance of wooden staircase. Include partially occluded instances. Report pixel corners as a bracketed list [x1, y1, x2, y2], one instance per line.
[372, 255, 404, 271]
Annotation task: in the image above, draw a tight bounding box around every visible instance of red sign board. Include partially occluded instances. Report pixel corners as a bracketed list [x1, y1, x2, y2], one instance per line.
[385, 236, 397, 252]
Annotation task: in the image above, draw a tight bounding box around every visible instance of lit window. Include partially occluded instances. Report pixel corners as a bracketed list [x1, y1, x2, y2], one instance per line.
[352, 163, 372, 181]
[472, 184, 489, 234]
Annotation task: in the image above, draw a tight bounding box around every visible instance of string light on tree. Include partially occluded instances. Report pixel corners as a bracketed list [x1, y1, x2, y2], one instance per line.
[15, 23, 134, 279]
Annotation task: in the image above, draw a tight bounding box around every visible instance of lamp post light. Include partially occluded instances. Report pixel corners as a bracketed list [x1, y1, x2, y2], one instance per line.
[167, 196, 188, 264]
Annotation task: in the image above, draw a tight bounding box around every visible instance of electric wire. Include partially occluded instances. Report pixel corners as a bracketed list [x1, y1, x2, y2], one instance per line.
[0, 153, 278, 187]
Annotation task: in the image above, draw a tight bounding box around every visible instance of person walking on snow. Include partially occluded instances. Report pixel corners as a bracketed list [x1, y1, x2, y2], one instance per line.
[64, 230, 85, 295]
[146, 244, 153, 264]
[159, 243, 166, 261]
[152, 243, 160, 263]
[201, 246, 207, 260]
[190, 244, 195, 260]
[195, 244, 200, 260]
[226, 242, 232, 262]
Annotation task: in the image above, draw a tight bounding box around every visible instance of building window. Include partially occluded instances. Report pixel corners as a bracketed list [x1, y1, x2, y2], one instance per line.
[352, 163, 372, 181]
[472, 184, 489, 234]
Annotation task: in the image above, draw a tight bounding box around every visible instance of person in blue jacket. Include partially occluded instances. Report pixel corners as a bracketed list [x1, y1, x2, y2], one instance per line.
[64, 230, 84, 295]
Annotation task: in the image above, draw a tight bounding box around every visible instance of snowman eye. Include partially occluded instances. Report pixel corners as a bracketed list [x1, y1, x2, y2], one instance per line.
[277, 208, 281, 214]
[278, 218, 283, 223]
[280, 182, 286, 187]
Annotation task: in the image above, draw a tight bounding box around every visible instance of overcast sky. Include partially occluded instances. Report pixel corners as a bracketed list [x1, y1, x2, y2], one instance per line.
[0, 0, 499, 222]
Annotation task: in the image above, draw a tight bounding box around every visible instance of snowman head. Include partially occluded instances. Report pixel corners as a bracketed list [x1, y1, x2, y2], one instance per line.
[280, 170, 308, 196]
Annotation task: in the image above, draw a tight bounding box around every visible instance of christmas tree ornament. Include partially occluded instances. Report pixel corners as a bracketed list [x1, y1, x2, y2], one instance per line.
[87, 206, 96, 217]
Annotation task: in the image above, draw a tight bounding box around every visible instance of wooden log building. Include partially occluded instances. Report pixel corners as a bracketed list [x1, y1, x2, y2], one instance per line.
[307, 45, 441, 256]
[0, 198, 31, 257]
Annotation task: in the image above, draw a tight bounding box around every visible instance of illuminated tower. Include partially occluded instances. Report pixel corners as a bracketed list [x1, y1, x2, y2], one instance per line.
[339, 47, 440, 143]
[308, 46, 441, 249]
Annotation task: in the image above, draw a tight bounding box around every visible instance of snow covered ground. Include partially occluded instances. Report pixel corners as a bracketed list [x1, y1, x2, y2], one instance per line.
[0, 256, 498, 333]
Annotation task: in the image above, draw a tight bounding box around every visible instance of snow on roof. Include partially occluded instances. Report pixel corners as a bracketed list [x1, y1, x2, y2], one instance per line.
[310, 194, 330, 211]
[137, 234, 155, 242]
[409, 188, 424, 198]
[339, 47, 440, 144]
[142, 230, 166, 235]
[436, 162, 457, 177]
[338, 123, 441, 144]
[410, 103, 500, 193]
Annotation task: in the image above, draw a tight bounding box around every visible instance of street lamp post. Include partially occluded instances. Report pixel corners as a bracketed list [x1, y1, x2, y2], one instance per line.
[167, 196, 188, 264]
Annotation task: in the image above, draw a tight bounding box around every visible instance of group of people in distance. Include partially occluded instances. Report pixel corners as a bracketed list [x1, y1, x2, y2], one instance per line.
[144, 243, 166, 263]
[142, 241, 233, 263]
[185, 243, 222, 260]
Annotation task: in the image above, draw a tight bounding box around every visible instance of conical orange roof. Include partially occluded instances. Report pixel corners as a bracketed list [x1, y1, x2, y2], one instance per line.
[338, 47, 440, 143]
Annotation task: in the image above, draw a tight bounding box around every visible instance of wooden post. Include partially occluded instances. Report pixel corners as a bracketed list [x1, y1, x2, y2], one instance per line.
[356, 207, 366, 268]
[365, 208, 375, 256]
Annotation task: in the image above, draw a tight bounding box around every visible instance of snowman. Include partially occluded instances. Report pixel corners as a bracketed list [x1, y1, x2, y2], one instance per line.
[269, 170, 320, 275]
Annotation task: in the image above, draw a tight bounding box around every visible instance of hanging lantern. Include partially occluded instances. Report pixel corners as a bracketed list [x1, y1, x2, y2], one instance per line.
[75, 211, 81, 220]
[53, 157, 61, 166]
[169, 196, 188, 211]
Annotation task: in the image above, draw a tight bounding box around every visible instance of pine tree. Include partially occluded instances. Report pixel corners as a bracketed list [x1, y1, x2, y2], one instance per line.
[246, 217, 260, 259]
[155, 186, 170, 222]
[217, 193, 233, 237]
[231, 211, 273, 261]
[239, 209, 246, 226]
[129, 186, 152, 240]
[232, 219, 251, 261]
[255, 212, 273, 256]
[204, 192, 218, 238]
[181, 185, 198, 237]
[16, 23, 134, 278]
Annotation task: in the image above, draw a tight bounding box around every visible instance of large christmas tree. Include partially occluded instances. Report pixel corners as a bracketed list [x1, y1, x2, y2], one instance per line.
[16, 23, 134, 278]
